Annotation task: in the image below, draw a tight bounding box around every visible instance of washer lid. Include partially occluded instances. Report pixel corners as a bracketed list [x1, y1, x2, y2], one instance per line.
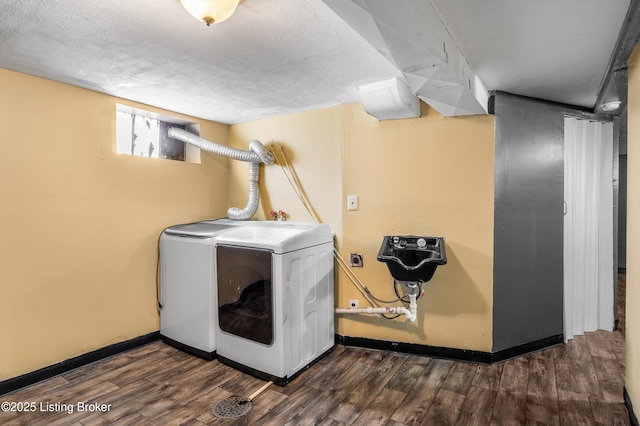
[164, 222, 234, 237]
[214, 221, 333, 253]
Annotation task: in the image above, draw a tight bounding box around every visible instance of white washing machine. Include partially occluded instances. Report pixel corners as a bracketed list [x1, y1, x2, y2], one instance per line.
[214, 221, 335, 385]
[159, 219, 239, 359]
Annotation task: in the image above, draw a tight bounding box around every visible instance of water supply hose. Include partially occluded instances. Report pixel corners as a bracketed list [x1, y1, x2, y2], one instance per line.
[270, 143, 419, 321]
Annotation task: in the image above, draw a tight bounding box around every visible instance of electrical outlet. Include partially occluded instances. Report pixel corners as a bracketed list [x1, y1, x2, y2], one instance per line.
[349, 253, 363, 267]
[349, 299, 359, 308]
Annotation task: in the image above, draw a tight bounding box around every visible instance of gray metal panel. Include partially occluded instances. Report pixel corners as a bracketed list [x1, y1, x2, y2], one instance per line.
[617, 108, 627, 271]
[493, 92, 565, 352]
[613, 119, 621, 320]
[619, 154, 627, 270]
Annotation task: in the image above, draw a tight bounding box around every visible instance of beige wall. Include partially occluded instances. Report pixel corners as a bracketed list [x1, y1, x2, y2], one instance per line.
[230, 102, 495, 352]
[340, 103, 495, 351]
[626, 45, 640, 412]
[227, 107, 343, 232]
[0, 69, 230, 380]
[1, 68, 495, 381]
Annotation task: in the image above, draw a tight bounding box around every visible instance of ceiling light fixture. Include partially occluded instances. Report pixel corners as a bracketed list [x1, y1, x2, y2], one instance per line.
[600, 100, 621, 112]
[179, 0, 240, 26]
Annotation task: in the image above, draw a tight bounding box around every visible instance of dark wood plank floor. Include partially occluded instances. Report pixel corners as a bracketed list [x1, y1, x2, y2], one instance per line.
[0, 275, 629, 425]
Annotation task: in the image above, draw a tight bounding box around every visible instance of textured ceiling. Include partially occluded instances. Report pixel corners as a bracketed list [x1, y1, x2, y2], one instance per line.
[0, 0, 399, 123]
[0, 0, 633, 124]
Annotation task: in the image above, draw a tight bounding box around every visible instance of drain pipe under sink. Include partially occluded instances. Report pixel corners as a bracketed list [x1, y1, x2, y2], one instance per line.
[335, 292, 418, 323]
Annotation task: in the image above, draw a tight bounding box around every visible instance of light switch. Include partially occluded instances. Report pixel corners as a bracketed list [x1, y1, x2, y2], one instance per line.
[347, 195, 358, 211]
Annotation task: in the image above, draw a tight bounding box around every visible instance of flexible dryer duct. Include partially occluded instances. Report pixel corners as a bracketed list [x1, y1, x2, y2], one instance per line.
[168, 128, 274, 220]
[228, 162, 260, 221]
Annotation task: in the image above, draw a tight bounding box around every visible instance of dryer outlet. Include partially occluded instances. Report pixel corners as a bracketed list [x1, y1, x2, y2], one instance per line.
[349, 253, 363, 267]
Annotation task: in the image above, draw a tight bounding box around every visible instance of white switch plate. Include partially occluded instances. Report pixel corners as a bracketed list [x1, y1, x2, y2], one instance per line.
[347, 194, 358, 210]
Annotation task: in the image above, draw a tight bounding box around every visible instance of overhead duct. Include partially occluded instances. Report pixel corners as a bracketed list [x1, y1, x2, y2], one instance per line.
[357, 77, 421, 120]
[322, 0, 488, 116]
[593, 0, 640, 115]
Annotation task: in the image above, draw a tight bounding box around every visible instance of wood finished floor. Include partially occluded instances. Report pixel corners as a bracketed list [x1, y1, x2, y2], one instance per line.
[1, 275, 629, 425]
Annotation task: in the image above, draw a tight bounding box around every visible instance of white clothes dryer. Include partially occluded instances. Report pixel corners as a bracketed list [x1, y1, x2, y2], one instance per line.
[214, 221, 335, 385]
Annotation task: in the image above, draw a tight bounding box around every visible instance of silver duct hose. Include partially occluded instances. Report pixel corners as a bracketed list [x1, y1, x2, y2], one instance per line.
[168, 127, 274, 220]
[248, 139, 274, 165]
[228, 162, 260, 220]
[168, 128, 274, 164]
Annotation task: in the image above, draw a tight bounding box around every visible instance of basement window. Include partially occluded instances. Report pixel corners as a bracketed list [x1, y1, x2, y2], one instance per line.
[116, 104, 201, 163]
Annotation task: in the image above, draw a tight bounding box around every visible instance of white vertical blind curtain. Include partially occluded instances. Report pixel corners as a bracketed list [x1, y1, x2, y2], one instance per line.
[564, 117, 614, 342]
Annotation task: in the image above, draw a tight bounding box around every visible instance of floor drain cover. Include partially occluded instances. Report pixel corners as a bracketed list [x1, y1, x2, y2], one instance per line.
[212, 396, 253, 419]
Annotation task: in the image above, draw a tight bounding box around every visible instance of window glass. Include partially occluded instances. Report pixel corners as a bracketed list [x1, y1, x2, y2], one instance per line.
[116, 105, 200, 163]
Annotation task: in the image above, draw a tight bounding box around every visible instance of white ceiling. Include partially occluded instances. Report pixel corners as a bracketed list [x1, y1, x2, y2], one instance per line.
[0, 0, 632, 124]
[430, 0, 631, 109]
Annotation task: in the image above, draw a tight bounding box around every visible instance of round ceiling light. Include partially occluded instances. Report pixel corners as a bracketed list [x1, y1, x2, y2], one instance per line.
[180, 0, 240, 26]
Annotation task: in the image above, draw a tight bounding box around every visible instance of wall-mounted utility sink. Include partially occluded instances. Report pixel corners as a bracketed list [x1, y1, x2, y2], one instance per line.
[377, 235, 446, 283]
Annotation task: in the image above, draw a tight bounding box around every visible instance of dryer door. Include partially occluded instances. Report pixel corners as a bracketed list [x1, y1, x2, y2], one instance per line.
[217, 245, 274, 345]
